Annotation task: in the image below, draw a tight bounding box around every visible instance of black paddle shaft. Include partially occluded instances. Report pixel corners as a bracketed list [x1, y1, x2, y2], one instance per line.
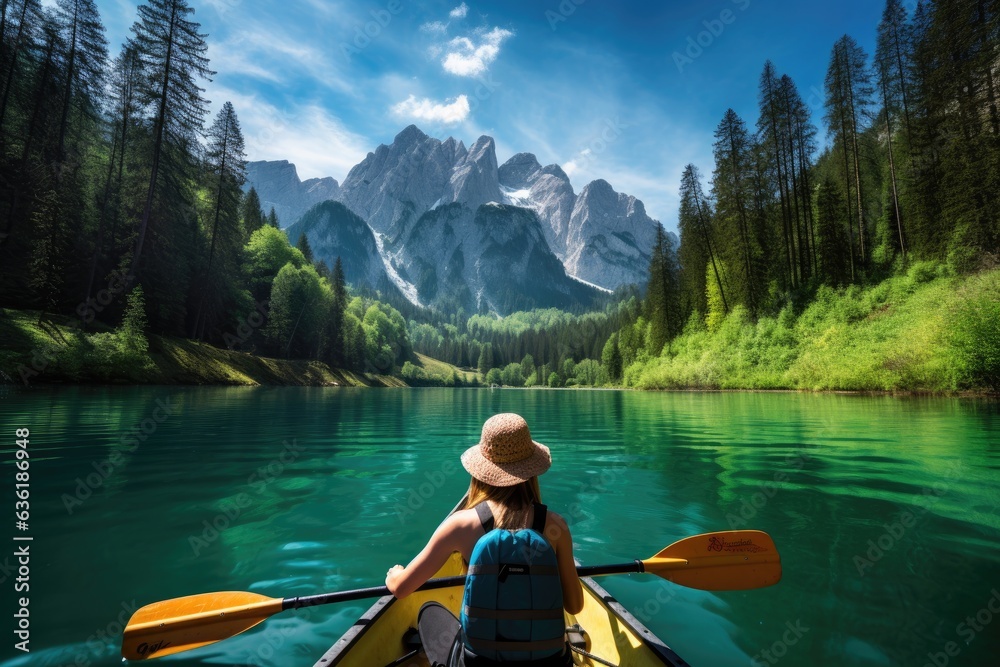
[280, 561, 644, 611]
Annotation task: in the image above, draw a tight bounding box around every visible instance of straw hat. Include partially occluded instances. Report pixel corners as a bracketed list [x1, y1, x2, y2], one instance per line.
[461, 413, 551, 487]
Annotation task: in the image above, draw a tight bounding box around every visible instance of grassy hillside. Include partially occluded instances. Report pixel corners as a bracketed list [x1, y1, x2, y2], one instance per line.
[0, 310, 405, 387]
[625, 263, 1000, 393]
[401, 353, 480, 386]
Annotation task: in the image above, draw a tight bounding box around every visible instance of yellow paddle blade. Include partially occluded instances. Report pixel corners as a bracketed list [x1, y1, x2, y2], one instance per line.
[641, 530, 782, 591]
[122, 591, 284, 660]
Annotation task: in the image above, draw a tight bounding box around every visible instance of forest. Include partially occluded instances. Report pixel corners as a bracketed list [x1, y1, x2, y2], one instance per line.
[0, 0, 997, 390]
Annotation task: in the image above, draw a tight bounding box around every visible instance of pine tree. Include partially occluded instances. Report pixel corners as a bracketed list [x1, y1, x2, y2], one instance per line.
[712, 109, 762, 315]
[242, 186, 263, 239]
[296, 232, 313, 263]
[678, 163, 726, 318]
[0, 0, 42, 140]
[825, 35, 874, 272]
[85, 44, 140, 308]
[815, 178, 851, 285]
[327, 256, 347, 365]
[876, 0, 914, 144]
[128, 0, 214, 276]
[601, 332, 623, 382]
[267, 206, 279, 228]
[646, 223, 682, 354]
[53, 0, 107, 167]
[477, 342, 493, 375]
[192, 100, 245, 339]
[758, 61, 797, 288]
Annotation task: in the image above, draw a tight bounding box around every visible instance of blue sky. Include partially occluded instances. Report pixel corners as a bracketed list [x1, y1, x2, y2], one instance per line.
[92, 0, 886, 232]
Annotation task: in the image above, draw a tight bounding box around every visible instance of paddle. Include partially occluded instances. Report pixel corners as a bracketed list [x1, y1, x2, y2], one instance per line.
[121, 529, 780, 661]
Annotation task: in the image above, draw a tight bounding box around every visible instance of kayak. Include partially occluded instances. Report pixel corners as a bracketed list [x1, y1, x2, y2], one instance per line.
[313, 500, 690, 667]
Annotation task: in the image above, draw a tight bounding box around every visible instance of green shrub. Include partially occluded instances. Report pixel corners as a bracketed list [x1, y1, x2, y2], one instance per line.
[951, 293, 1000, 390]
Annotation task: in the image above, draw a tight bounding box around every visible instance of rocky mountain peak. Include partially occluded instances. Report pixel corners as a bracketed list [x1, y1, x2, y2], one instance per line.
[498, 152, 542, 189]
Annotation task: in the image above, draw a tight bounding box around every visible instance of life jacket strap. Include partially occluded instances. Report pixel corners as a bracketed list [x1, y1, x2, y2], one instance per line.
[475, 501, 495, 533]
[532, 503, 548, 533]
[463, 605, 564, 621]
[474, 502, 548, 534]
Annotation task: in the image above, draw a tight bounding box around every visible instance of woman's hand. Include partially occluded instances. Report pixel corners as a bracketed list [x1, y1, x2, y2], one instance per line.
[385, 564, 405, 594]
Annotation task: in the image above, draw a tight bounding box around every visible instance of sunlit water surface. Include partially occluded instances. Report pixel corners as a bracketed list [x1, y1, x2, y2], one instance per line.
[0, 387, 998, 667]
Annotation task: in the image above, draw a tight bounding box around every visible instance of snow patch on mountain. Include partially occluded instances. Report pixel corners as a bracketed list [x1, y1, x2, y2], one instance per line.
[373, 230, 422, 307]
[500, 185, 537, 209]
[569, 274, 614, 294]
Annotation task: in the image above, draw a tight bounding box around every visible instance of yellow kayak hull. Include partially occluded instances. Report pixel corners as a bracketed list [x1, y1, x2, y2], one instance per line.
[314, 551, 689, 666]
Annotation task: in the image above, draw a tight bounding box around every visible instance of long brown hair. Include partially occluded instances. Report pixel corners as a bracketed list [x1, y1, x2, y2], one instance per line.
[463, 476, 542, 530]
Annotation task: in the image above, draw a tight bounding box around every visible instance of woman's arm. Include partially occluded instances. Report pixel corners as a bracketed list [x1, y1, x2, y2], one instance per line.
[548, 512, 584, 614]
[385, 512, 467, 599]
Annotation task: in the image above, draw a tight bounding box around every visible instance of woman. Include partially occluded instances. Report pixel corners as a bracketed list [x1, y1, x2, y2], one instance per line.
[386, 413, 583, 666]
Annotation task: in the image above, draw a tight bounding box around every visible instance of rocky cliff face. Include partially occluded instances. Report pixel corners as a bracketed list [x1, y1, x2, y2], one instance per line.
[245, 161, 339, 228]
[284, 201, 390, 293]
[248, 125, 669, 313]
[565, 179, 660, 288]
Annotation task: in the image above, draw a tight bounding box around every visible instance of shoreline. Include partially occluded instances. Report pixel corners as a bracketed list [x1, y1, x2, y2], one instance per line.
[3, 376, 995, 398]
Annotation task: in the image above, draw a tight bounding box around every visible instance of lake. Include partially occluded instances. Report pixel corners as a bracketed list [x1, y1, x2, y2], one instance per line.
[0, 387, 998, 667]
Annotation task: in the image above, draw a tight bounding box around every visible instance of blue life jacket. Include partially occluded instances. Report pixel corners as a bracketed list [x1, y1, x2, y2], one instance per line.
[460, 502, 565, 662]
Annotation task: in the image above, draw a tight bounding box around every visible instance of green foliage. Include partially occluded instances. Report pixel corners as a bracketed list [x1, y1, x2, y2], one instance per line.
[83, 286, 154, 379]
[245, 226, 306, 300]
[950, 278, 1000, 390]
[265, 262, 330, 359]
[485, 367, 502, 386]
[624, 266, 999, 392]
[705, 261, 729, 333]
[572, 359, 608, 387]
[601, 332, 623, 382]
[500, 362, 524, 387]
[547, 372, 561, 388]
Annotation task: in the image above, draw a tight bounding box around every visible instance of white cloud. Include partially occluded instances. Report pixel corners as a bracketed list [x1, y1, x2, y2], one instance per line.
[210, 88, 370, 181]
[441, 27, 513, 77]
[204, 20, 356, 96]
[392, 95, 471, 124]
[449, 2, 469, 19]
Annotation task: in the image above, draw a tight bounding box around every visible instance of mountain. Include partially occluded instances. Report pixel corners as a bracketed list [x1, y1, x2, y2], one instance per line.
[245, 161, 340, 228]
[246, 125, 671, 314]
[336, 125, 660, 291]
[382, 201, 598, 315]
[566, 179, 659, 287]
[284, 201, 407, 302]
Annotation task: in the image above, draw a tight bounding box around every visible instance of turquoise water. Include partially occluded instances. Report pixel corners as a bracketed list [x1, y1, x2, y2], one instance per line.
[0, 387, 998, 666]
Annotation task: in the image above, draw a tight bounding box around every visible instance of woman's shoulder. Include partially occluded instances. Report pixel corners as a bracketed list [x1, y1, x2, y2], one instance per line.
[443, 507, 484, 530]
[542, 506, 569, 524]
